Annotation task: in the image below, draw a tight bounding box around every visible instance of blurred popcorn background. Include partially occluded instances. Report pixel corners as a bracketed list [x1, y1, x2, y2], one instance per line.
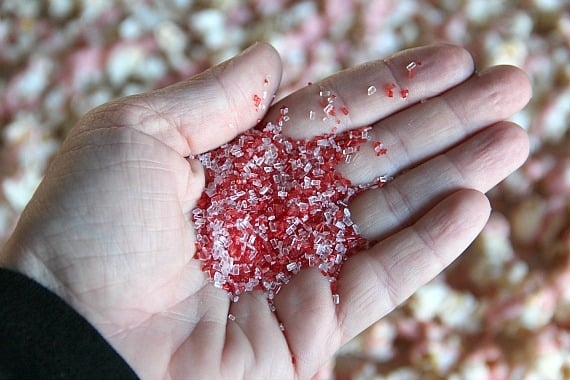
[1, 0, 570, 378]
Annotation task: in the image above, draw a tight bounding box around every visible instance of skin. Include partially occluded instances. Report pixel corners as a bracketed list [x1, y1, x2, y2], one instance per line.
[0, 42, 531, 379]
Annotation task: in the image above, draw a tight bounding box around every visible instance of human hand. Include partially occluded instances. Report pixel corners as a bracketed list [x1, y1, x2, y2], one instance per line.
[0, 42, 530, 379]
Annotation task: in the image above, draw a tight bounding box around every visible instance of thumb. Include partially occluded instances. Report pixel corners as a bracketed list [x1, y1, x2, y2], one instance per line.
[90, 42, 282, 156]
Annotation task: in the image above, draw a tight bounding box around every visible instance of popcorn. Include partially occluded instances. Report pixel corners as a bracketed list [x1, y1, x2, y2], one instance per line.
[2, 0, 569, 377]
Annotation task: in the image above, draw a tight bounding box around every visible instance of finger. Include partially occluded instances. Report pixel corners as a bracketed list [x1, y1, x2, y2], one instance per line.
[224, 291, 294, 378]
[350, 121, 528, 242]
[87, 42, 282, 156]
[272, 267, 340, 380]
[337, 189, 491, 343]
[263, 44, 474, 140]
[338, 65, 532, 184]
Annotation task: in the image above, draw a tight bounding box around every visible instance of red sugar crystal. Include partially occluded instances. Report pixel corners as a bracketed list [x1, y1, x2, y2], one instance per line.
[385, 83, 396, 98]
[192, 120, 387, 301]
[253, 94, 262, 109]
[406, 62, 417, 78]
[373, 140, 387, 156]
[406, 60, 422, 78]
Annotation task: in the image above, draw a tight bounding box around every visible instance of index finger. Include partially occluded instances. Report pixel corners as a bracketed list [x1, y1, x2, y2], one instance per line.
[263, 44, 475, 140]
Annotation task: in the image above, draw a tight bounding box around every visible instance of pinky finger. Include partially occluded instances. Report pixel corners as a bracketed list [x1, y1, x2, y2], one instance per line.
[336, 188, 491, 343]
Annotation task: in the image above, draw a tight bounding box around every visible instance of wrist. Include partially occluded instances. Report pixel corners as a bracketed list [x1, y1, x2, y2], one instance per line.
[0, 229, 65, 300]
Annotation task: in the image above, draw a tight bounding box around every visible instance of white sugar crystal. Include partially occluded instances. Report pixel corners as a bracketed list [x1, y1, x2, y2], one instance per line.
[332, 294, 340, 304]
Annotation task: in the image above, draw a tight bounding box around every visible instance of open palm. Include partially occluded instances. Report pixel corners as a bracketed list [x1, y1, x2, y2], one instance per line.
[0, 43, 530, 379]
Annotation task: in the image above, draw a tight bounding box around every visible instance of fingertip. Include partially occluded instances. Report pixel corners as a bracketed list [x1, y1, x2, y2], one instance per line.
[388, 43, 475, 88]
[444, 188, 492, 233]
[250, 41, 283, 73]
[239, 41, 283, 92]
[495, 64, 533, 104]
[494, 120, 530, 169]
[509, 64, 533, 106]
[432, 42, 475, 73]
[128, 41, 284, 155]
[475, 65, 533, 116]
[183, 157, 206, 211]
[205, 40, 282, 140]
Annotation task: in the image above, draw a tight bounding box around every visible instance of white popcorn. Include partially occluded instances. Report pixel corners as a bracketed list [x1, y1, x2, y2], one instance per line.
[529, 352, 566, 379]
[48, 0, 74, 19]
[13, 57, 53, 100]
[408, 281, 481, 332]
[190, 9, 226, 50]
[449, 361, 491, 380]
[154, 20, 188, 55]
[78, 0, 110, 21]
[519, 290, 556, 330]
[119, 17, 144, 40]
[541, 88, 570, 142]
[2, 172, 42, 211]
[510, 197, 548, 245]
[106, 45, 145, 86]
[438, 292, 481, 332]
[386, 368, 421, 380]
[484, 36, 528, 67]
[2, 1, 570, 378]
[408, 281, 449, 321]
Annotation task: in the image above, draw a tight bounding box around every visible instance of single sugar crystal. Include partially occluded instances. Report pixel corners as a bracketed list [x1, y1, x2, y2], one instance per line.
[332, 294, 340, 305]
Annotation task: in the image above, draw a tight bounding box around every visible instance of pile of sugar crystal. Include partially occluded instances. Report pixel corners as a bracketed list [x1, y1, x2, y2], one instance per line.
[192, 120, 387, 302]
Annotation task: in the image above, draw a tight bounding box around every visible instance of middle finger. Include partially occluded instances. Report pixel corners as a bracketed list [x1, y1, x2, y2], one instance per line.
[337, 65, 532, 185]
